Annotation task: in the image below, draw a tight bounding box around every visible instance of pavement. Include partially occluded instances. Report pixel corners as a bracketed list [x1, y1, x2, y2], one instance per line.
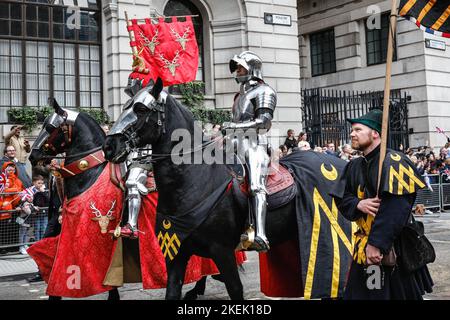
[0, 211, 449, 300]
[0, 252, 38, 278]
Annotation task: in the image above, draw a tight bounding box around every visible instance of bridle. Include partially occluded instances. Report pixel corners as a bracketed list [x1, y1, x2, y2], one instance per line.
[122, 101, 166, 155]
[42, 122, 73, 155]
[32, 109, 102, 161]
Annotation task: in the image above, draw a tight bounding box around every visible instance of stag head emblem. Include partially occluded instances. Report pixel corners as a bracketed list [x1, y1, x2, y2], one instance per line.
[90, 201, 116, 234]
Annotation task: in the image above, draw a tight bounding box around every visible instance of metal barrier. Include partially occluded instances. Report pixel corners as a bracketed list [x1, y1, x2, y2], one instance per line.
[0, 190, 49, 252]
[413, 173, 450, 212]
[441, 173, 450, 209]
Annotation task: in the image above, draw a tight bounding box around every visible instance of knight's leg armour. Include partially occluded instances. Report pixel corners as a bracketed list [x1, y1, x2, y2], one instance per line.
[243, 143, 270, 252]
[123, 166, 149, 238]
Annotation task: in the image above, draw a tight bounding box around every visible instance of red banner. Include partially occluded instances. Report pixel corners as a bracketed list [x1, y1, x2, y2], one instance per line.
[127, 16, 199, 87]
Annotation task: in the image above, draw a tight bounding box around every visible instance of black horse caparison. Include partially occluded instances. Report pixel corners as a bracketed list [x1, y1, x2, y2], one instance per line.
[103, 78, 298, 300]
[29, 99, 212, 300]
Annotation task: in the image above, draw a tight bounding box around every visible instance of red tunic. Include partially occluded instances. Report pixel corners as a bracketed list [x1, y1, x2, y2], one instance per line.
[29, 164, 124, 297]
[259, 239, 303, 298]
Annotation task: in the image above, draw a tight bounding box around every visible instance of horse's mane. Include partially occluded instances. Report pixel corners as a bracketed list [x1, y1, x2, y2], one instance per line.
[164, 93, 198, 134]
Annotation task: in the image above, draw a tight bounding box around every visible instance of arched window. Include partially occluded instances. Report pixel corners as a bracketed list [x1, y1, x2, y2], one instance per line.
[164, 0, 204, 83]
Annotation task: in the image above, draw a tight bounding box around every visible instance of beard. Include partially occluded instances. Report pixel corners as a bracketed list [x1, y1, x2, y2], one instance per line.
[352, 135, 373, 151]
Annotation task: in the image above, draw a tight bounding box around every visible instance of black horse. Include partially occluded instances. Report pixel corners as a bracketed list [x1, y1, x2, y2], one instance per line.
[29, 99, 215, 300]
[103, 79, 298, 300]
[28, 100, 121, 300]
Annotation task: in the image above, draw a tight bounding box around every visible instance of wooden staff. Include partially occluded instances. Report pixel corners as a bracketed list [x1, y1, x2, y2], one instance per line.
[377, 0, 398, 193]
[124, 11, 138, 57]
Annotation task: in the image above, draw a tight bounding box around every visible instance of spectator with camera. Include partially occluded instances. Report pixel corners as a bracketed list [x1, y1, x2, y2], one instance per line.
[4, 125, 31, 187]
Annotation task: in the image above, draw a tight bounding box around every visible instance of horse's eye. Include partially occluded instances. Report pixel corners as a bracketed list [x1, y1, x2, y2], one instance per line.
[133, 103, 148, 113]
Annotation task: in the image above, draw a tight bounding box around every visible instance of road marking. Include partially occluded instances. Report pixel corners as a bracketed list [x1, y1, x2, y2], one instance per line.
[21, 284, 30, 287]
[29, 289, 39, 293]
[39, 296, 49, 299]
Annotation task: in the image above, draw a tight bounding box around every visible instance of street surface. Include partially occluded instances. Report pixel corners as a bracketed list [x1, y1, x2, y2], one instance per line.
[0, 212, 449, 300]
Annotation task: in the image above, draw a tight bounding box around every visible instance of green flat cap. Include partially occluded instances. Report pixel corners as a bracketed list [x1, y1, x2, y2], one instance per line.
[347, 109, 383, 134]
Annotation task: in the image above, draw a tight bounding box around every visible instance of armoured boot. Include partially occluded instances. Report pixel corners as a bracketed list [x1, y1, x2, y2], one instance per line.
[119, 192, 141, 239]
[240, 191, 270, 252]
[114, 168, 148, 239]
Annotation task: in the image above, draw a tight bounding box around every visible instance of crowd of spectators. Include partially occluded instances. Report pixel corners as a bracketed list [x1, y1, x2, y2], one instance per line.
[278, 129, 363, 162]
[405, 144, 450, 182]
[0, 126, 50, 255]
[278, 129, 450, 182]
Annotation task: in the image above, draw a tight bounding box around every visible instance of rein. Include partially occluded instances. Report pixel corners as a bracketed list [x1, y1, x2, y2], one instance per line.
[39, 146, 103, 161]
[133, 136, 226, 163]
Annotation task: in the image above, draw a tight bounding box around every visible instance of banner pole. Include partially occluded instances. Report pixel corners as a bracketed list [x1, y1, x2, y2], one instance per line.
[124, 11, 138, 57]
[377, 0, 398, 194]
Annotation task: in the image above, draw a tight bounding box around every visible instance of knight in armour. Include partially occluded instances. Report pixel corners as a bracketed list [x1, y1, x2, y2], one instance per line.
[223, 51, 277, 252]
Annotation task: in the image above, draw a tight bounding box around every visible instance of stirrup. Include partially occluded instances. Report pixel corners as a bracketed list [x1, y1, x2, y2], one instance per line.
[236, 226, 255, 251]
[237, 234, 270, 252]
[249, 236, 270, 253]
[109, 224, 139, 239]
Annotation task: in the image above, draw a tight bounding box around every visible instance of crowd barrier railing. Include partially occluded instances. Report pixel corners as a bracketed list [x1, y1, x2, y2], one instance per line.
[0, 190, 49, 252]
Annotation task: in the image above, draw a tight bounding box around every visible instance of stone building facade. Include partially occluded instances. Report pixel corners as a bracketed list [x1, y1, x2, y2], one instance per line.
[103, 0, 302, 142]
[299, 0, 450, 148]
[1, 0, 449, 162]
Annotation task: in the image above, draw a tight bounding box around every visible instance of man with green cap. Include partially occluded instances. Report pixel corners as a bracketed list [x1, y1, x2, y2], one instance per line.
[331, 109, 434, 299]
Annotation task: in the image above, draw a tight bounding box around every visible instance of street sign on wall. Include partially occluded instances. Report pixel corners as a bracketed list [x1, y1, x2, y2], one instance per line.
[264, 13, 292, 26]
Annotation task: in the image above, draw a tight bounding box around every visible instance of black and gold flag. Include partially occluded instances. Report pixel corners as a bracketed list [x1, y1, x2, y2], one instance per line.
[280, 151, 354, 299]
[399, 0, 450, 37]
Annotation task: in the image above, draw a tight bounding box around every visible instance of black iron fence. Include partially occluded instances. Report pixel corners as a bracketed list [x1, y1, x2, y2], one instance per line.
[301, 89, 410, 150]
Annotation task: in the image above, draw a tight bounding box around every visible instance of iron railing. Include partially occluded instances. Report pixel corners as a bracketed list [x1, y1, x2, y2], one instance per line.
[301, 89, 409, 151]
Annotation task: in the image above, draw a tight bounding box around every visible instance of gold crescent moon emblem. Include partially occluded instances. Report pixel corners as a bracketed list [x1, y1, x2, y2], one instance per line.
[163, 219, 172, 230]
[321, 163, 338, 181]
[357, 185, 365, 200]
[390, 153, 401, 162]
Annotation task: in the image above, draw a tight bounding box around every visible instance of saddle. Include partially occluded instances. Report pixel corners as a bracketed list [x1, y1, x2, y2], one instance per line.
[229, 162, 297, 210]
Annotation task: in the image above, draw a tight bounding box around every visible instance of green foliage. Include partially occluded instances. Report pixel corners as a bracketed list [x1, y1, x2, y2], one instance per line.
[7, 106, 54, 132]
[7, 106, 109, 132]
[39, 106, 54, 119]
[176, 81, 205, 109]
[78, 108, 110, 125]
[190, 107, 231, 125]
[175, 81, 231, 125]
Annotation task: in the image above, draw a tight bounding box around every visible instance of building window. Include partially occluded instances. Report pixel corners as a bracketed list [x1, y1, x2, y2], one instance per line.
[366, 13, 397, 66]
[0, 0, 102, 123]
[310, 29, 336, 77]
[164, 0, 204, 88]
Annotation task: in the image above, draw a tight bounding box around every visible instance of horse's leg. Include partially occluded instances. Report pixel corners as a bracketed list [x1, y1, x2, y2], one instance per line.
[107, 288, 120, 300]
[48, 296, 62, 300]
[212, 250, 243, 300]
[165, 253, 189, 300]
[183, 276, 207, 300]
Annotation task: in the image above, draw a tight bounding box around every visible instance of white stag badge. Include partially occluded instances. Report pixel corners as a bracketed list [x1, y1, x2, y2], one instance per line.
[90, 201, 116, 234]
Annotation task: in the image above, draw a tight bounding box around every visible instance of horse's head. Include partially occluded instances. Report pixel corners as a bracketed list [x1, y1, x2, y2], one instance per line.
[29, 98, 79, 166]
[103, 77, 165, 163]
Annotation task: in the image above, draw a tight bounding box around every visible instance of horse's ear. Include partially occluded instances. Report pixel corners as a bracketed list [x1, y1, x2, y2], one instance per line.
[49, 98, 65, 116]
[151, 77, 163, 100]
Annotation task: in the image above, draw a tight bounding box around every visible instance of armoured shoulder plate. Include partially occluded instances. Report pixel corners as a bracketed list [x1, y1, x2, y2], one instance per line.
[231, 83, 277, 123]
